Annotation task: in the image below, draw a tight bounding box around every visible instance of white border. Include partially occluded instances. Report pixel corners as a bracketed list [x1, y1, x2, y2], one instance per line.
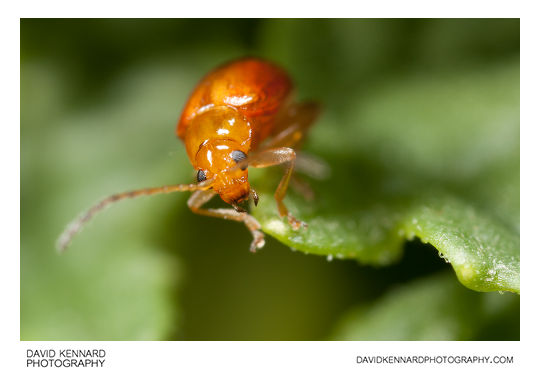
[19, 341, 522, 373]
[8, 0, 526, 18]
[5, 1, 537, 373]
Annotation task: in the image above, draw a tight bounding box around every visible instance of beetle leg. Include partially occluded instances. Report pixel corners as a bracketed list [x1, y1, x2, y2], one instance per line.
[294, 152, 330, 180]
[187, 189, 265, 252]
[249, 147, 306, 230]
[290, 175, 315, 201]
[263, 101, 320, 149]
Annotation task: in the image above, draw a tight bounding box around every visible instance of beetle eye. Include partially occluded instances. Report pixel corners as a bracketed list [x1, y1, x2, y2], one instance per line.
[231, 150, 247, 163]
[197, 169, 207, 182]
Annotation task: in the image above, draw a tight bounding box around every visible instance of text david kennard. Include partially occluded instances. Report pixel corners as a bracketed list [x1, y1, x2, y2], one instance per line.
[27, 349, 106, 368]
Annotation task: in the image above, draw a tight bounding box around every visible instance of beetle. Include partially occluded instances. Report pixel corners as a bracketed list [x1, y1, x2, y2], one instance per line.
[57, 57, 320, 252]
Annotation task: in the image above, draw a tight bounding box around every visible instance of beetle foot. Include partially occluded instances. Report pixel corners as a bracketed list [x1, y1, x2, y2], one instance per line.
[287, 213, 307, 231]
[249, 230, 266, 252]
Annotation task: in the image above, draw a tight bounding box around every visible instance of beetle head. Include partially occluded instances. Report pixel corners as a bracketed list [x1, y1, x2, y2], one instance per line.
[195, 139, 250, 207]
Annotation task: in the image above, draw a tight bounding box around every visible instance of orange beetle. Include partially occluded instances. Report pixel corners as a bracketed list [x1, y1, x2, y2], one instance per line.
[58, 58, 319, 252]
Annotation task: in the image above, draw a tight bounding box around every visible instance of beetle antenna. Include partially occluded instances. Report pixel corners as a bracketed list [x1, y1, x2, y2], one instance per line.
[56, 179, 214, 253]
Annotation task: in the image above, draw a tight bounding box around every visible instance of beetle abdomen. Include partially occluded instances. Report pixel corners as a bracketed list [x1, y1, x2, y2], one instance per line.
[177, 58, 293, 147]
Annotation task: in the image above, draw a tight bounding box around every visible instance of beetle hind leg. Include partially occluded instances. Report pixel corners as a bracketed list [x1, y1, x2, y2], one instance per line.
[263, 101, 320, 149]
[290, 175, 315, 202]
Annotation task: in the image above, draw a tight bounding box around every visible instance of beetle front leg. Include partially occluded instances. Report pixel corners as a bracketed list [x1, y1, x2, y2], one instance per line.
[249, 147, 306, 230]
[187, 190, 265, 252]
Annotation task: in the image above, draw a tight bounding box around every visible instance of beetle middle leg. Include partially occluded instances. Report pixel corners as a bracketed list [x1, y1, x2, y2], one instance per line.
[187, 189, 265, 252]
[249, 147, 306, 230]
[259, 101, 325, 202]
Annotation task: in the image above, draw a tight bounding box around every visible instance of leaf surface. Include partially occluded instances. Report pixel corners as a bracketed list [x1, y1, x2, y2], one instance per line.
[253, 62, 520, 293]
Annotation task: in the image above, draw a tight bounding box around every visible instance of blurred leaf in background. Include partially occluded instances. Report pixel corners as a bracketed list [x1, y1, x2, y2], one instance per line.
[332, 272, 518, 340]
[21, 19, 519, 341]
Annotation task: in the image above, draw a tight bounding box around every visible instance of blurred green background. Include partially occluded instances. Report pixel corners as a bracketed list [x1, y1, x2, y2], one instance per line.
[21, 19, 519, 340]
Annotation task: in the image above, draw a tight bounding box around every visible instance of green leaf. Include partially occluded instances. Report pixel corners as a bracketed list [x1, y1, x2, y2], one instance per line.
[252, 62, 520, 294]
[21, 61, 189, 340]
[331, 271, 519, 340]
